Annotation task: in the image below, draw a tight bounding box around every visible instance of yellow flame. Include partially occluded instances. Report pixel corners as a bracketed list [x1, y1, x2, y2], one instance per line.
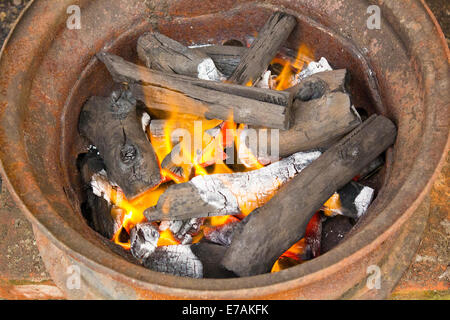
[323, 193, 342, 217]
[273, 44, 314, 91]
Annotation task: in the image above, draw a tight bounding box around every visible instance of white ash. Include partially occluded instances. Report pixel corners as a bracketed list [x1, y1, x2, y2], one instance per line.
[255, 70, 274, 89]
[294, 57, 333, 84]
[197, 58, 225, 81]
[130, 223, 160, 260]
[188, 44, 213, 49]
[90, 170, 114, 203]
[141, 112, 151, 132]
[144, 245, 203, 278]
[159, 218, 204, 245]
[354, 186, 375, 218]
[90, 170, 121, 204]
[190, 150, 321, 216]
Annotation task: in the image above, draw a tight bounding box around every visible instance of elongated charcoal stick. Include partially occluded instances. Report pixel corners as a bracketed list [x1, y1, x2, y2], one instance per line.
[97, 52, 293, 129]
[229, 12, 297, 85]
[137, 32, 223, 81]
[144, 151, 321, 221]
[221, 115, 397, 276]
[79, 91, 162, 198]
[244, 92, 361, 162]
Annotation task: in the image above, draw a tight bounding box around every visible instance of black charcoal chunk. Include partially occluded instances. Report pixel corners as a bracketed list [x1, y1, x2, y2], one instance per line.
[191, 242, 237, 279]
[144, 245, 203, 278]
[321, 215, 354, 254]
[130, 223, 160, 260]
[338, 182, 375, 219]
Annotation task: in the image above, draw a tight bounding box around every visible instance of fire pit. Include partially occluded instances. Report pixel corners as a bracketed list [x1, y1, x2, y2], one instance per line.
[0, 0, 448, 299]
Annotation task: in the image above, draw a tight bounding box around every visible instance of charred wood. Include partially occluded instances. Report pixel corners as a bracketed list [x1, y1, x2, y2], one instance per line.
[79, 91, 162, 198]
[221, 115, 397, 276]
[191, 242, 237, 278]
[159, 218, 204, 245]
[244, 92, 361, 162]
[130, 223, 160, 260]
[322, 181, 375, 219]
[320, 215, 354, 254]
[286, 69, 348, 101]
[144, 245, 203, 278]
[79, 153, 116, 239]
[137, 32, 223, 81]
[191, 45, 245, 78]
[97, 52, 293, 130]
[144, 151, 321, 221]
[229, 12, 297, 85]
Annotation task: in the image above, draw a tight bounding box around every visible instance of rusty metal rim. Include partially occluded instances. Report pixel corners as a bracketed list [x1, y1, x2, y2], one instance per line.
[0, 0, 448, 298]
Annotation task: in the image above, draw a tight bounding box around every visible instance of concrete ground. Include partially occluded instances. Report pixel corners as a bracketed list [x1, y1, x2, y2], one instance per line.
[0, 0, 448, 300]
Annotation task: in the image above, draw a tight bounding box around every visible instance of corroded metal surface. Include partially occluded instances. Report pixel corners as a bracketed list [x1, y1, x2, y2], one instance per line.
[0, 0, 448, 299]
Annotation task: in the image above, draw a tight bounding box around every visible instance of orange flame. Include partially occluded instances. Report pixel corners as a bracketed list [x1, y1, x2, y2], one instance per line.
[273, 44, 314, 90]
[107, 42, 315, 251]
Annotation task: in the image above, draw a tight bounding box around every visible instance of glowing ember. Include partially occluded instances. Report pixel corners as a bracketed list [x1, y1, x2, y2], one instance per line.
[105, 42, 317, 255]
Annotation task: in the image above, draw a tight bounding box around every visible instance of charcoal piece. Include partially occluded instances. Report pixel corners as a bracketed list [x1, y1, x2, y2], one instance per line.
[191, 242, 237, 279]
[137, 32, 223, 81]
[79, 90, 162, 198]
[321, 216, 354, 254]
[144, 151, 321, 221]
[130, 223, 160, 260]
[222, 115, 397, 277]
[191, 45, 245, 78]
[338, 182, 375, 219]
[98, 52, 294, 130]
[144, 245, 203, 278]
[304, 212, 323, 259]
[244, 91, 361, 162]
[160, 218, 204, 244]
[229, 12, 297, 85]
[203, 221, 239, 247]
[295, 79, 327, 101]
[79, 152, 115, 239]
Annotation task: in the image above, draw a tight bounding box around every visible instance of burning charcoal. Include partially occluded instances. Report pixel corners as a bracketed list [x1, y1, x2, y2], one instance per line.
[203, 218, 240, 247]
[144, 150, 322, 221]
[305, 212, 323, 259]
[322, 181, 375, 219]
[137, 32, 224, 81]
[79, 90, 162, 198]
[222, 115, 397, 276]
[191, 242, 236, 278]
[243, 91, 361, 161]
[144, 245, 203, 278]
[294, 57, 333, 84]
[159, 218, 204, 245]
[272, 212, 323, 272]
[229, 12, 297, 85]
[130, 223, 160, 260]
[98, 52, 294, 130]
[255, 70, 275, 89]
[321, 215, 354, 254]
[160, 122, 227, 179]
